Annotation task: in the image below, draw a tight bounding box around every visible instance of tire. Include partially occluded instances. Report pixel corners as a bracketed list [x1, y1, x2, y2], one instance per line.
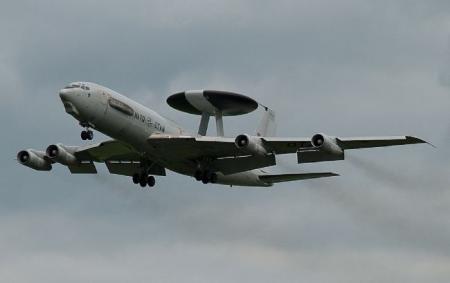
[81, 131, 87, 140]
[87, 131, 94, 140]
[147, 176, 155, 187]
[202, 170, 216, 184]
[194, 170, 202, 181]
[139, 173, 147, 187]
[132, 174, 139, 184]
[201, 171, 210, 184]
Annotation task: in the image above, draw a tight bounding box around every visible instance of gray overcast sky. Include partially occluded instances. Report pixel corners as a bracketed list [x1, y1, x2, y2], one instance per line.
[1, 0, 450, 282]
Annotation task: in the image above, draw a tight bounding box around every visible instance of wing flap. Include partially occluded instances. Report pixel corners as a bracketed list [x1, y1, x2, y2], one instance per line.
[259, 172, 339, 184]
[297, 149, 344, 163]
[262, 137, 312, 154]
[68, 162, 97, 174]
[105, 161, 166, 177]
[213, 155, 276, 175]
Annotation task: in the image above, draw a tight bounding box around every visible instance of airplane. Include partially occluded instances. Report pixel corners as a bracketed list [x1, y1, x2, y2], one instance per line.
[17, 82, 428, 188]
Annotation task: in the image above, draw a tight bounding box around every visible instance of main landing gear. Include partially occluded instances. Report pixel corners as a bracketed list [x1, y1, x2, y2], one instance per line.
[80, 122, 93, 140]
[132, 173, 156, 188]
[194, 170, 218, 184]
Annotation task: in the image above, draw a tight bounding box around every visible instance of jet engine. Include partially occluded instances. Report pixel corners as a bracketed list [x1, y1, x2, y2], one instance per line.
[46, 144, 79, 166]
[235, 134, 268, 156]
[17, 149, 52, 171]
[311, 133, 344, 156]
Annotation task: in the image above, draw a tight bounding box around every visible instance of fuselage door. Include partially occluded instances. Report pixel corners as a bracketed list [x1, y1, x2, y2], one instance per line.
[100, 91, 110, 114]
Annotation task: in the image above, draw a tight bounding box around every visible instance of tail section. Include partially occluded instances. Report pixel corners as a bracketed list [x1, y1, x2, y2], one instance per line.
[255, 106, 276, 137]
[259, 172, 339, 184]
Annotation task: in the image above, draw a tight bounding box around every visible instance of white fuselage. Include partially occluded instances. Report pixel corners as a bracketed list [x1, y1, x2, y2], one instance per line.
[59, 82, 270, 187]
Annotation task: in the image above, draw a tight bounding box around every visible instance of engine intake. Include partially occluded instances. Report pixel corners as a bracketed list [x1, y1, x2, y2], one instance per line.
[235, 134, 268, 156]
[17, 149, 52, 171]
[311, 133, 344, 156]
[46, 144, 78, 165]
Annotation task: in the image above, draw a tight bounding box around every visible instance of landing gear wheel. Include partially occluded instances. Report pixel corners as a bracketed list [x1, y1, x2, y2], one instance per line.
[87, 130, 94, 140]
[132, 174, 139, 184]
[201, 171, 212, 184]
[81, 131, 87, 140]
[194, 170, 202, 181]
[139, 173, 147, 187]
[147, 176, 155, 187]
[197, 170, 217, 184]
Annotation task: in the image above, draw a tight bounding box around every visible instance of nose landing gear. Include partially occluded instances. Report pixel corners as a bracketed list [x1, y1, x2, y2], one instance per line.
[81, 130, 94, 140]
[80, 122, 94, 140]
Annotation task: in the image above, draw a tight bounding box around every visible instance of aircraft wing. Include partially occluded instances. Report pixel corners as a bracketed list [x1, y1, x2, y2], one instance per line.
[74, 140, 142, 162]
[147, 134, 426, 158]
[72, 140, 166, 176]
[146, 134, 427, 170]
[261, 135, 427, 153]
[335, 136, 428, 149]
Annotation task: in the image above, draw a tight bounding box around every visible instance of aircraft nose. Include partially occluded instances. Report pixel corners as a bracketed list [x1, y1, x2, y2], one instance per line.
[59, 88, 70, 100]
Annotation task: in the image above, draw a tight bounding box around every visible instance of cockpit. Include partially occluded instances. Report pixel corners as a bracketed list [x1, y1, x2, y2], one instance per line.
[63, 83, 90, 90]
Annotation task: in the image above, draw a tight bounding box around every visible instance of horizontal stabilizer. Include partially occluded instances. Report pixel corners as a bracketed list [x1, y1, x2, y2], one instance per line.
[259, 172, 339, 184]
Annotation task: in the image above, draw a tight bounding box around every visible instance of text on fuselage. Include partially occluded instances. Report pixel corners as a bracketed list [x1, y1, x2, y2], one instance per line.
[133, 111, 165, 132]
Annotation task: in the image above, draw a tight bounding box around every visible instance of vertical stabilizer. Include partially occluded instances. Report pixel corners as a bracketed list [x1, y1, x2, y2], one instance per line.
[256, 106, 276, 137]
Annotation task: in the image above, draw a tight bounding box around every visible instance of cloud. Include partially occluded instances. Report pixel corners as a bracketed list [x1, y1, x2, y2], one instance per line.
[1, 0, 450, 282]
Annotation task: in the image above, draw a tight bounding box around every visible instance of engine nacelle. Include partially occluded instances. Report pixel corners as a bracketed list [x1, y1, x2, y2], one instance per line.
[17, 149, 52, 171]
[311, 133, 344, 156]
[235, 134, 268, 156]
[46, 144, 78, 166]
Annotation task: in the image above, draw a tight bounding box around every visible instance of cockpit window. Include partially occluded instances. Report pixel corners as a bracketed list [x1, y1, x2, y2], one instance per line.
[64, 83, 81, 89]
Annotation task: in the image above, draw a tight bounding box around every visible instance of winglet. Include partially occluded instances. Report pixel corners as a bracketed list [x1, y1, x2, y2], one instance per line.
[405, 136, 436, 148]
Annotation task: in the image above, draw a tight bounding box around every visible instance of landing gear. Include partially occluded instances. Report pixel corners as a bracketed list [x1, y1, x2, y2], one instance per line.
[194, 170, 203, 181]
[132, 173, 156, 188]
[195, 170, 218, 184]
[147, 176, 155, 187]
[139, 177, 147, 187]
[132, 173, 139, 184]
[80, 122, 94, 141]
[81, 130, 93, 140]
